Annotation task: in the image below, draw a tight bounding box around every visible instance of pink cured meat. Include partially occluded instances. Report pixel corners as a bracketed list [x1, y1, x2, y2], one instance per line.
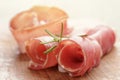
[25, 25, 115, 76]
[26, 36, 58, 70]
[86, 25, 116, 55]
[10, 6, 70, 53]
[57, 26, 115, 77]
[58, 36, 102, 77]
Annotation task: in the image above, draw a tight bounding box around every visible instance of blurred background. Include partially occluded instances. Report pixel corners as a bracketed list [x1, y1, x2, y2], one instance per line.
[0, 0, 120, 32]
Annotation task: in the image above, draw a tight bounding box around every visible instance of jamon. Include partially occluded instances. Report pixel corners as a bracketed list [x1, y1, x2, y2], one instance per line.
[86, 25, 115, 55]
[24, 24, 115, 76]
[25, 25, 115, 76]
[57, 36, 102, 76]
[57, 26, 115, 77]
[26, 36, 58, 70]
[10, 6, 70, 53]
[9, 5, 116, 77]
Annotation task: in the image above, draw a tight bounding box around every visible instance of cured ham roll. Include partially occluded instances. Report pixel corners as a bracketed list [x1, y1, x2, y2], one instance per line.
[10, 6, 70, 53]
[57, 26, 115, 77]
[26, 36, 58, 70]
[86, 25, 116, 55]
[57, 36, 102, 77]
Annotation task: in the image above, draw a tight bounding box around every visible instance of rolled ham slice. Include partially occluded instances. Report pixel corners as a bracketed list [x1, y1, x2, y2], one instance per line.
[58, 36, 102, 77]
[24, 24, 115, 76]
[26, 36, 58, 70]
[10, 6, 70, 53]
[57, 26, 115, 77]
[86, 25, 116, 55]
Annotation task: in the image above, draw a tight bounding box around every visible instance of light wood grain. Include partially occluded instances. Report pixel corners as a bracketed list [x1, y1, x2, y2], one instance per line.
[0, 26, 120, 80]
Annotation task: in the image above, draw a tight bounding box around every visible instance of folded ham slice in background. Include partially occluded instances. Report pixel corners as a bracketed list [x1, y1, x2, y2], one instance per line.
[10, 6, 70, 53]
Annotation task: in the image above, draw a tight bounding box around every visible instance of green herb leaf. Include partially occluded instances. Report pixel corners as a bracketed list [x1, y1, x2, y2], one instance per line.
[45, 30, 58, 39]
[45, 29, 60, 42]
[59, 23, 63, 42]
[40, 40, 55, 44]
[44, 45, 57, 54]
[43, 23, 64, 54]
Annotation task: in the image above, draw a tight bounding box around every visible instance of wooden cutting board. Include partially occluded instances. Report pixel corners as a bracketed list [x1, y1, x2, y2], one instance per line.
[0, 26, 120, 80]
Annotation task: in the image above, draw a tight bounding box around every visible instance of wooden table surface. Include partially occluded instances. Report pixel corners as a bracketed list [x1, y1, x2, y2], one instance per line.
[0, 24, 120, 80]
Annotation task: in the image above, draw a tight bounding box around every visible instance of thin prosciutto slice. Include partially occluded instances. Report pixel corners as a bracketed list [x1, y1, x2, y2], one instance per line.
[26, 36, 58, 70]
[10, 6, 70, 53]
[58, 36, 102, 76]
[86, 25, 115, 55]
[57, 26, 115, 77]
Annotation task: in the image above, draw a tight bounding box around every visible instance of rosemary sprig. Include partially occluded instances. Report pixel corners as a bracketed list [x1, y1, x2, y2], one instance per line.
[44, 45, 57, 54]
[59, 23, 63, 41]
[45, 29, 60, 42]
[40, 40, 55, 44]
[42, 23, 64, 54]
